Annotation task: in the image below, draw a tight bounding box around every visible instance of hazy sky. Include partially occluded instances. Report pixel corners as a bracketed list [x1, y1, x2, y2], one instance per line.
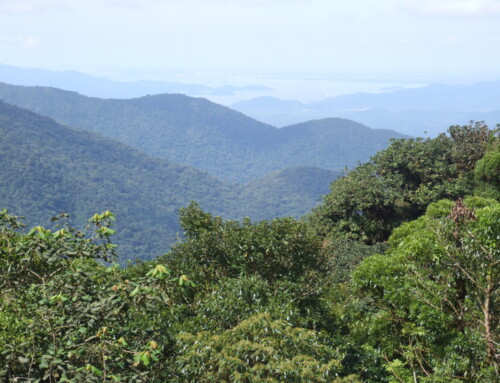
[1, 0, 500, 83]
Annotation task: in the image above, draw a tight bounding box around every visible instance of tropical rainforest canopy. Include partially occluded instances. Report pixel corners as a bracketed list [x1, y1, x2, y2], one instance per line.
[0, 82, 405, 183]
[0, 100, 341, 261]
[1, 122, 499, 382]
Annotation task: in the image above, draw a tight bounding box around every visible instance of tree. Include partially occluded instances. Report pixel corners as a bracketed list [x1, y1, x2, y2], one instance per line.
[168, 202, 323, 286]
[351, 197, 499, 380]
[474, 126, 500, 199]
[0, 210, 192, 382]
[311, 123, 495, 244]
[175, 313, 360, 383]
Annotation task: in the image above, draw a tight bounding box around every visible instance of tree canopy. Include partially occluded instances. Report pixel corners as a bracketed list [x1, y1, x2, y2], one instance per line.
[311, 122, 496, 243]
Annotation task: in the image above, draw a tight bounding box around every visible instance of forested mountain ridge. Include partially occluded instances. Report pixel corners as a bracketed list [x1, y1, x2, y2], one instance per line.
[0, 100, 339, 260]
[0, 99, 230, 260]
[0, 82, 405, 183]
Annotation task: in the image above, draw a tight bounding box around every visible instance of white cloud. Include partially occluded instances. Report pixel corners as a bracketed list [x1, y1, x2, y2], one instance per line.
[0, 35, 40, 48]
[404, 0, 500, 18]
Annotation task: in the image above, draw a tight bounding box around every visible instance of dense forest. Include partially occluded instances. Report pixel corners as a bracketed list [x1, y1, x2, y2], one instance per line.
[0, 82, 405, 183]
[0, 100, 340, 261]
[1, 122, 498, 382]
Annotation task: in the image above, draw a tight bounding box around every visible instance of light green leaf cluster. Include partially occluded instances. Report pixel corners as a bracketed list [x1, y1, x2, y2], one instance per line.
[176, 313, 357, 383]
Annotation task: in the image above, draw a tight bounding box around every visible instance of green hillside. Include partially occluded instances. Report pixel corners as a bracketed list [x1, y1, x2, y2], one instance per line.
[242, 167, 341, 218]
[0, 101, 339, 260]
[0, 82, 405, 183]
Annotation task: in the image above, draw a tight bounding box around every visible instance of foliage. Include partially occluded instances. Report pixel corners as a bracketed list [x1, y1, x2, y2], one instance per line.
[167, 202, 324, 286]
[312, 122, 495, 243]
[175, 313, 360, 383]
[475, 149, 500, 185]
[350, 197, 499, 380]
[0, 208, 360, 382]
[474, 127, 500, 199]
[321, 237, 387, 284]
[181, 275, 298, 332]
[0, 210, 195, 382]
[164, 202, 335, 330]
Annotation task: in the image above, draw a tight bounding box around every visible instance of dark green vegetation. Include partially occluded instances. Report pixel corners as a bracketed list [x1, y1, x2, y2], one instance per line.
[0, 82, 404, 183]
[239, 167, 340, 219]
[311, 122, 496, 242]
[1, 122, 498, 382]
[0, 101, 340, 261]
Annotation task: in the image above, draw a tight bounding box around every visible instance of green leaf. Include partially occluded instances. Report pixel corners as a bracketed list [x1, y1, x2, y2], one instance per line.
[130, 286, 140, 297]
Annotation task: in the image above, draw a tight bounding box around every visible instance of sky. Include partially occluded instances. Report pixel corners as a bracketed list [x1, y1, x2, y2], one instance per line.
[1, 0, 500, 87]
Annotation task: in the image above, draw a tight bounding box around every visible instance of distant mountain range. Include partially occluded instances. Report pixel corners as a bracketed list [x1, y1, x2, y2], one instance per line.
[0, 63, 270, 99]
[1, 64, 497, 262]
[0, 100, 341, 261]
[0, 82, 405, 183]
[3, 63, 498, 138]
[0, 74, 408, 260]
[231, 82, 500, 136]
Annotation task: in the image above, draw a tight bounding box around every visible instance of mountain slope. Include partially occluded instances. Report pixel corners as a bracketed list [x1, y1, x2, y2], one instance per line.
[274, 118, 401, 170]
[0, 100, 232, 260]
[242, 167, 341, 218]
[0, 101, 340, 260]
[0, 82, 405, 183]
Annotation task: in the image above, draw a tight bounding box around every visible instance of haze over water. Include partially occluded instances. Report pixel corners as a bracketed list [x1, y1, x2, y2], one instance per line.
[97, 69, 427, 105]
